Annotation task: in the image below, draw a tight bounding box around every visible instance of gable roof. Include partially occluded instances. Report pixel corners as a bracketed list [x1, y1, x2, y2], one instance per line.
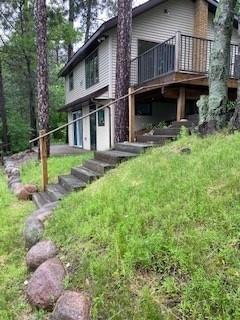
[59, 0, 220, 77]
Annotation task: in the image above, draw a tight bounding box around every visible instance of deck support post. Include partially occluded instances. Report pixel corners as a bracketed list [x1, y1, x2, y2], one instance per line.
[39, 129, 48, 191]
[128, 87, 136, 142]
[177, 87, 186, 121]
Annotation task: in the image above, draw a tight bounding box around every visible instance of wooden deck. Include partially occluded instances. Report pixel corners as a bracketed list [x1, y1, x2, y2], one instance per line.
[133, 72, 238, 96]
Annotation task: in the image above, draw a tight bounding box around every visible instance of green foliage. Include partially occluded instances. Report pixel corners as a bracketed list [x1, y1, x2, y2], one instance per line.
[7, 113, 31, 153]
[41, 132, 240, 319]
[0, 171, 34, 319]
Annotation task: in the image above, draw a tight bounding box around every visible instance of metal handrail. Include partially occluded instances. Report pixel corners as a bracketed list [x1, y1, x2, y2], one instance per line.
[30, 75, 208, 144]
[29, 86, 145, 144]
[131, 35, 176, 63]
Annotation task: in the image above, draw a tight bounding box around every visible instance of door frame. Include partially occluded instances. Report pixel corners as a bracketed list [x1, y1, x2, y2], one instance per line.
[72, 110, 83, 148]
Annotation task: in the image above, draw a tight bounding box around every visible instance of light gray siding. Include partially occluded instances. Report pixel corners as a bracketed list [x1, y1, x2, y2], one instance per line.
[65, 37, 110, 104]
[111, 0, 196, 97]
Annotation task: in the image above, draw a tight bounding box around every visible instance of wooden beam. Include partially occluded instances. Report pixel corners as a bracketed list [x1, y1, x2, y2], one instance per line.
[128, 87, 136, 142]
[177, 87, 186, 121]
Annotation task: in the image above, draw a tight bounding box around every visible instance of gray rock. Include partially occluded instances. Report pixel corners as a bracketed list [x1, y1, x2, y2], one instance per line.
[26, 240, 58, 270]
[52, 291, 91, 320]
[27, 258, 65, 310]
[30, 204, 56, 223]
[180, 147, 191, 155]
[24, 218, 44, 249]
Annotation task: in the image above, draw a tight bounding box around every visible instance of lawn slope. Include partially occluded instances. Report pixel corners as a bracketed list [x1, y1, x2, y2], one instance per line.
[45, 133, 240, 320]
[0, 171, 34, 319]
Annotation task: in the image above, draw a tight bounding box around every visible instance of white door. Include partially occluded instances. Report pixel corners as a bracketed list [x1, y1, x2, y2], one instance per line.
[73, 111, 83, 148]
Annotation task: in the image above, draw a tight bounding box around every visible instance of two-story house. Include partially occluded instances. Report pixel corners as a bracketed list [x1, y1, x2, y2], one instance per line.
[59, 0, 238, 151]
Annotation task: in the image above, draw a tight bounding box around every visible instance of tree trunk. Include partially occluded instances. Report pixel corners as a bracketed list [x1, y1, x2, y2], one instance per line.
[19, 1, 37, 142]
[36, 0, 50, 156]
[204, 0, 237, 132]
[230, 15, 240, 130]
[85, 0, 93, 43]
[68, 0, 74, 60]
[0, 59, 9, 152]
[114, 0, 132, 143]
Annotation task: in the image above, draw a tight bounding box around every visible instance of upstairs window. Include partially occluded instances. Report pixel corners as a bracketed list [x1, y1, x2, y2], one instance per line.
[85, 50, 99, 88]
[69, 71, 74, 91]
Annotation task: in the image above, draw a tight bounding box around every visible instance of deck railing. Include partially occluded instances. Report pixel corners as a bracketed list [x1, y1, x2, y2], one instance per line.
[130, 33, 239, 85]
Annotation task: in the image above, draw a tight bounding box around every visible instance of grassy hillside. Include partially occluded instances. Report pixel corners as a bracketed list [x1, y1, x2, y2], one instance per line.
[44, 132, 240, 320]
[0, 171, 34, 319]
[21, 152, 93, 188]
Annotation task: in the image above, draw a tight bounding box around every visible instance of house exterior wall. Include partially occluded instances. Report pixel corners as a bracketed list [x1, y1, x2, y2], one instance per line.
[65, 0, 238, 151]
[65, 38, 110, 105]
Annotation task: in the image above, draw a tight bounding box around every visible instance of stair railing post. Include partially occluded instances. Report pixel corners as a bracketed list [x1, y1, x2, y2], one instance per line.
[39, 129, 48, 191]
[128, 87, 136, 142]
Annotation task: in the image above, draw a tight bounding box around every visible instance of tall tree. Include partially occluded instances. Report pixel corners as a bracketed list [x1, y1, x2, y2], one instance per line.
[199, 0, 237, 132]
[114, 0, 132, 143]
[68, 0, 74, 59]
[85, 0, 93, 42]
[0, 58, 9, 151]
[36, 0, 49, 154]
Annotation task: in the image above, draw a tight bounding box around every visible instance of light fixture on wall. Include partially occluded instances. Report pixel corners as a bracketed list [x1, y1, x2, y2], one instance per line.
[164, 8, 169, 14]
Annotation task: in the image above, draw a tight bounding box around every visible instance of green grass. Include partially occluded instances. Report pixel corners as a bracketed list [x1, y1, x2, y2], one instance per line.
[21, 152, 93, 188]
[0, 171, 34, 319]
[44, 132, 240, 319]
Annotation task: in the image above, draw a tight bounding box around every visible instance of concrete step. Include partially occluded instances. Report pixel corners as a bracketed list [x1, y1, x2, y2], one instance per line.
[136, 135, 172, 144]
[114, 142, 152, 154]
[94, 150, 138, 165]
[46, 183, 68, 202]
[170, 120, 193, 129]
[84, 159, 115, 175]
[58, 174, 86, 192]
[32, 192, 53, 209]
[152, 128, 180, 136]
[71, 166, 101, 183]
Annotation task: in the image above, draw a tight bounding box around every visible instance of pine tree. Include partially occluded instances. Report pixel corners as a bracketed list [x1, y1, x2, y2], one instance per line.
[114, 0, 132, 142]
[36, 0, 49, 154]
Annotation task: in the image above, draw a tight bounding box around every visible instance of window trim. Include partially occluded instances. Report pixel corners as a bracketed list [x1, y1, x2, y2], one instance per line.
[85, 49, 99, 89]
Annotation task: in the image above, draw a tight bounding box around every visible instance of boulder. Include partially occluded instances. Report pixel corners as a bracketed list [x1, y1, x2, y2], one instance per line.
[11, 167, 20, 177]
[30, 202, 57, 223]
[180, 147, 191, 155]
[52, 291, 91, 320]
[26, 240, 58, 270]
[15, 185, 31, 201]
[26, 258, 65, 310]
[24, 184, 38, 194]
[24, 218, 44, 249]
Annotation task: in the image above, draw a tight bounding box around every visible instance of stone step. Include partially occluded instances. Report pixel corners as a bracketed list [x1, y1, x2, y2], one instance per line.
[71, 166, 101, 183]
[136, 135, 172, 144]
[32, 192, 53, 209]
[152, 128, 180, 136]
[84, 159, 115, 175]
[114, 142, 152, 154]
[170, 120, 193, 129]
[58, 175, 86, 192]
[46, 184, 68, 202]
[94, 150, 138, 165]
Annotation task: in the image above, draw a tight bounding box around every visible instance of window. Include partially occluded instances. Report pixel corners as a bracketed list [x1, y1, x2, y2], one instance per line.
[135, 102, 152, 116]
[69, 71, 74, 91]
[138, 40, 159, 55]
[98, 110, 105, 126]
[85, 50, 99, 88]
